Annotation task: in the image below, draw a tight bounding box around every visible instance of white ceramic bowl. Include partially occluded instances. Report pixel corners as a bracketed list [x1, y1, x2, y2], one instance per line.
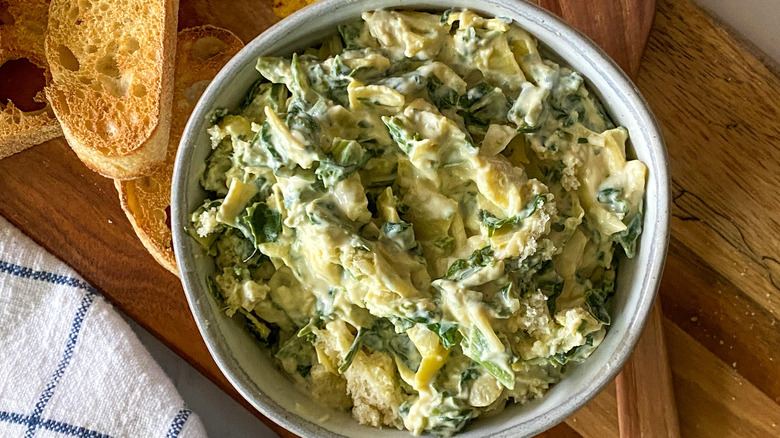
[172, 1, 670, 436]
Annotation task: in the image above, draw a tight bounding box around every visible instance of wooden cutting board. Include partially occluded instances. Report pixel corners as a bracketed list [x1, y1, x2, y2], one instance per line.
[3, 0, 780, 437]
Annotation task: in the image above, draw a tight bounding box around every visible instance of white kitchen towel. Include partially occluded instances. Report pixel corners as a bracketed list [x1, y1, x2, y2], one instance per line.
[0, 216, 207, 438]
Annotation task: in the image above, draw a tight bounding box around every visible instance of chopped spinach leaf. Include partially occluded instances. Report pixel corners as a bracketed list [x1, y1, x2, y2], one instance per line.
[478, 194, 546, 237]
[315, 139, 368, 187]
[597, 187, 628, 215]
[465, 327, 514, 388]
[201, 141, 233, 195]
[382, 116, 418, 154]
[614, 212, 643, 258]
[434, 236, 456, 256]
[362, 319, 422, 372]
[428, 321, 459, 349]
[445, 246, 494, 280]
[241, 203, 282, 246]
[240, 81, 288, 115]
[240, 80, 264, 110]
[381, 221, 416, 251]
[490, 283, 520, 318]
[297, 317, 323, 343]
[208, 107, 229, 125]
[339, 320, 423, 374]
[585, 283, 614, 325]
[427, 75, 459, 110]
[545, 280, 564, 315]
[338, 21, 367, 50]
[429, 408, 473, 437]
[307, 62, 350, 107]
[338, 326, 367, 374]
[258, 120, 287, 167]
[458, 82, 512, 129]
[240, 309, 272, 341]
[551, 333, 594, 366]
[286, 104, 321, 147]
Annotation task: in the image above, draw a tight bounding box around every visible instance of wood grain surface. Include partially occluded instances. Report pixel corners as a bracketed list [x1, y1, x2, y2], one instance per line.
[616, 303, 680, 438]
[538, 0, 655, 78]
[1, 0, 778, 436]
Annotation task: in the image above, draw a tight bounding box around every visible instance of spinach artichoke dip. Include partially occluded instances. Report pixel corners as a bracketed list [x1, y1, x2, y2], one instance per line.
[189, 9, 648, 436]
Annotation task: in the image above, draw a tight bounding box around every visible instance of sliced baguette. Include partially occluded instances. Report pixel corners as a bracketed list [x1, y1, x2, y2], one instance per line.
[272, 0, 318, 18]
[116, 25, 244, 275]
[0, 0, 62, 159]
[45, 0, 179, 179]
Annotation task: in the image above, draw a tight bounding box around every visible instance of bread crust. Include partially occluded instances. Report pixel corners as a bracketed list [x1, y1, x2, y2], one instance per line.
[45, 0, 180, 179]
[116, 25, 244, 275]
[272, 0, 318, 18]
[0, 0, 63, 160]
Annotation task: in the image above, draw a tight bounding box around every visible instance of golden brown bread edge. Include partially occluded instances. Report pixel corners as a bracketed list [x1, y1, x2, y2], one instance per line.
[44, 0, 179, 179]
[115, 25, 244, 275]
[272, 0, 318, 18]
[0, 0, 63, 160]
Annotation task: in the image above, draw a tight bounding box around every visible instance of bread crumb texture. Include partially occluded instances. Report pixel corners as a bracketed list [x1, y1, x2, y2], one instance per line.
[315, 320, 404, 428]
[344, 350, 405, 429]
[0, 0, 62, 159]
[46, 0, 179, 178]
[115, 25, 243, 274]
[310, 363, 352, 410]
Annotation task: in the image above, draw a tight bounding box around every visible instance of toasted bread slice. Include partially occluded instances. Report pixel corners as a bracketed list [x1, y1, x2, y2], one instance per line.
[45, 0, 179, 179]
[0, 0, 62, 159]
[115, 26, 244, 275]
[272, 0, 318, 18]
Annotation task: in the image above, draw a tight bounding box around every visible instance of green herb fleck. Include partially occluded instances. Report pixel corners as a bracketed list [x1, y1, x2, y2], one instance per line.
[242, 203, 282, 246]
[445, 246, 494, 280]
[478, 194, 546, 237]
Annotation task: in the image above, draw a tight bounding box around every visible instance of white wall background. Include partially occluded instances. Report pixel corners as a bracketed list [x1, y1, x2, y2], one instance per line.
[692, 0, 780, 65]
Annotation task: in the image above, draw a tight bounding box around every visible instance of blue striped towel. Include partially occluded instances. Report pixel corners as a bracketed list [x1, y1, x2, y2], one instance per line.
[0, 216, 206, 438]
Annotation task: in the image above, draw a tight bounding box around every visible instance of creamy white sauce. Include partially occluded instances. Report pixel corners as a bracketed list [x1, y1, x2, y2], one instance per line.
[190, 9, 648, 437]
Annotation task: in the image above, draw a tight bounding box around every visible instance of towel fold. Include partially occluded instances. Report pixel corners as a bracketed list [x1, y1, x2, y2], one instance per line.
[0, 216, 207, 438]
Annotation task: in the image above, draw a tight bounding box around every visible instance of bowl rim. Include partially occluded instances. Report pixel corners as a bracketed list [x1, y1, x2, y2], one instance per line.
[171, 1, 671, 436]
